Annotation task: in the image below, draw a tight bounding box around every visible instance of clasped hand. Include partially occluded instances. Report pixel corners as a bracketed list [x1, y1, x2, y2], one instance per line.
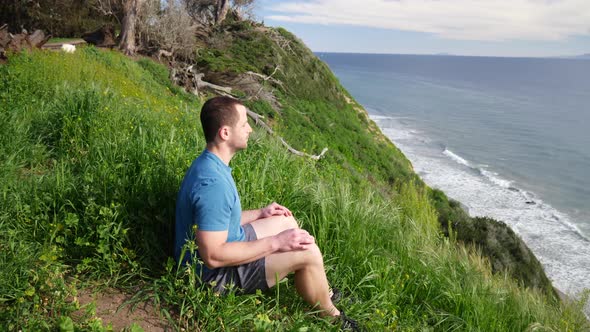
[260, 202, 292, 218]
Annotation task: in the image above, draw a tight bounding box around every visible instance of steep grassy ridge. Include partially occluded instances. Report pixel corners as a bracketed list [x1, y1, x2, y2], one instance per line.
[0, 46, 587, 330]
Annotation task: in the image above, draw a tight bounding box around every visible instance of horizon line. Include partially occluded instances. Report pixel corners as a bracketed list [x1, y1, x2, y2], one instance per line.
[313, 50, 590, 60]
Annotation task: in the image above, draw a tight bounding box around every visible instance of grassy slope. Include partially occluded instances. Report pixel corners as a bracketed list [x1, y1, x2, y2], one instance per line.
[0, 45, 588, 330]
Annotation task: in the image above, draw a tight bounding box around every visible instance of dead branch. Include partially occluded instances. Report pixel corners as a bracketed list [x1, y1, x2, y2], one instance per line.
[244, 65, 286, 104]
[245, 66, 284, 88]
[194, 71, 233, 94]
[93, 0, 122, 25]
[157, 49, 173, 61]
[246, 109, 328, 160]
[170, 64, 235, 96]
[268, 28, 295, 55]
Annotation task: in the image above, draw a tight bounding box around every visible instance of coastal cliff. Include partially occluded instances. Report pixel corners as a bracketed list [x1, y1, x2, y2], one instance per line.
[0, 15, 587, 331]
[193, 18, 556, 299]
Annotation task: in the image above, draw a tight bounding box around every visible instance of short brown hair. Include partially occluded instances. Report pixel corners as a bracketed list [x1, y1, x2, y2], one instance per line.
[200, 96, 244, 143]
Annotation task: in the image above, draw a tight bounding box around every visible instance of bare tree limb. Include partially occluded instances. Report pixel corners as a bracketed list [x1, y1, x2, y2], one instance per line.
[245, 66, 283, 87]
[244, 65, 286, 103]
[268, 28, 295, 55]
[194, 72, 233, 94]
[215, 0, 230, 25]
[93, 0, 122, 25]
[246, 109, 328, 160]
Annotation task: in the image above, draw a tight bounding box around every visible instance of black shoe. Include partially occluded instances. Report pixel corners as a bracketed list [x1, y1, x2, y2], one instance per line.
[330, 287, 358, 306]
[330, 287, 343, 304]
[339, 311, 362, 331]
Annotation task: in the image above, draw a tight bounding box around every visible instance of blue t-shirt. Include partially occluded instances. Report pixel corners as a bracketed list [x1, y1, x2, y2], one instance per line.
[175, 149, 245, 275]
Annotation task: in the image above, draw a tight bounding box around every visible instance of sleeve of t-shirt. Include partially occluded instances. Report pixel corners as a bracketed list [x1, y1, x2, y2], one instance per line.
[190, 177, 233, 232]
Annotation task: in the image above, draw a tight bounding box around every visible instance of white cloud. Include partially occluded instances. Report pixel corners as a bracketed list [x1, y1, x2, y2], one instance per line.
[267, 0, 590, 41]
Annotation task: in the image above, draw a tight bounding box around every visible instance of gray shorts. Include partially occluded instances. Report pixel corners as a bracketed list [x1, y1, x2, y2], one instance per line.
[202, 223, 269, 294]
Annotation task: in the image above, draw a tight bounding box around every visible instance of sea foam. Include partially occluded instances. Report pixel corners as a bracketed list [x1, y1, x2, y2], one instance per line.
[371, 114, 590, 315]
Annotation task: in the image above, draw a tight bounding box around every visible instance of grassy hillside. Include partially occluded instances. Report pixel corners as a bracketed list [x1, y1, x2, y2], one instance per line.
[0, 45, 588, 331]
[197, 19, 556, 299]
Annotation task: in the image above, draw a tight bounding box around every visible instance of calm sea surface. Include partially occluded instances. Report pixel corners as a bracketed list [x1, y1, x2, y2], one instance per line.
[319, 52, 590, 302]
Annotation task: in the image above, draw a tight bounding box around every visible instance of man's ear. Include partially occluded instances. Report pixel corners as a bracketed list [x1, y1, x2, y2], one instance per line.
[218, 126, 230, 141]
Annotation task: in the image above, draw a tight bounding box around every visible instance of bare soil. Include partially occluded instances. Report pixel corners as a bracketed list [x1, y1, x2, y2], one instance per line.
[75, 288, 170, 331]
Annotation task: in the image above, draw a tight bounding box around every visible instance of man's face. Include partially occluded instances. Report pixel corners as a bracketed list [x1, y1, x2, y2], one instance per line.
[227, 104, 252, 151]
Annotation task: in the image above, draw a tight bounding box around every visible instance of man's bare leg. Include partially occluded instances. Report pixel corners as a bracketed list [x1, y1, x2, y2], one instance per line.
[265, 246, 339, 316]
[249, 215, 300, 238]
[249, 216, 339, 316]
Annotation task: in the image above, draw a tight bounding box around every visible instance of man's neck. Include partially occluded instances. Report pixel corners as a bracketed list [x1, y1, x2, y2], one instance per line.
[206, 143, 234, 166]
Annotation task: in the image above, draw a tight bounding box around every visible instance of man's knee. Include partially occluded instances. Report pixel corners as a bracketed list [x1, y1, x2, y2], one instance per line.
[284, 215, 299, 229]
[302, 243, 323, 267]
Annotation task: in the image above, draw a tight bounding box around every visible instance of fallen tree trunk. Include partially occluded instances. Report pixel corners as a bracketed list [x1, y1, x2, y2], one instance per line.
[27, 30, 49, 47]
[1, 24, 11, 49]
[195, 72, 233, 95]
[0, 25, 50, 59]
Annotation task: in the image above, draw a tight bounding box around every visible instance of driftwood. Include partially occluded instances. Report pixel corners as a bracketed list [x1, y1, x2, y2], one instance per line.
[246, 109, 328, 161]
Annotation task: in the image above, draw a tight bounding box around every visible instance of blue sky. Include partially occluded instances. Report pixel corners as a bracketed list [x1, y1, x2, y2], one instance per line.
[255, 0, 590, 57]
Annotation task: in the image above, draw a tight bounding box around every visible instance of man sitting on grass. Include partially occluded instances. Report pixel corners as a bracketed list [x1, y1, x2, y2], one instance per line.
[174, 96, 359, 330]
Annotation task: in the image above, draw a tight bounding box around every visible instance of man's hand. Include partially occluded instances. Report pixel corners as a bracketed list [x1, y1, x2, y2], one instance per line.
[260, 202, 293, 218]
[273, 228, 315, 252]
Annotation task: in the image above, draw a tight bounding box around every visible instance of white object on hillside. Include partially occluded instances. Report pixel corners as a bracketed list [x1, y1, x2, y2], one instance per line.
[61, 44, 76, 53]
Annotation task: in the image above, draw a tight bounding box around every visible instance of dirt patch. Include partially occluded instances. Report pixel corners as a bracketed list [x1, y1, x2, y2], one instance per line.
[76, 288, 170, 331]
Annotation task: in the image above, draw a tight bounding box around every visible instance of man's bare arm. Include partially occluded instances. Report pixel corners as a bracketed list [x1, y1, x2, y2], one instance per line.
[196, 228, 314, 268]
[240, 209, 263, 225]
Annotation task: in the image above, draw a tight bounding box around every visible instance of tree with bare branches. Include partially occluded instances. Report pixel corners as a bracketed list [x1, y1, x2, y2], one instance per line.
[137, 0, 198, 59]
[183, 0, 255, 25]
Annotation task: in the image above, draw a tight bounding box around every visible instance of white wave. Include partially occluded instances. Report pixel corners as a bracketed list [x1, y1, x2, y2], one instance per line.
[443, 149, 471, 167]
[481, 169, 513, 188]
[374, 118, 590, 316]
[369, 113, 412, 121]
[369, 114, 392, 120]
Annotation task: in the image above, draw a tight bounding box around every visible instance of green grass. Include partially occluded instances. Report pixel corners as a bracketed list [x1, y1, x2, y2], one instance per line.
[0, 47, 588, 331]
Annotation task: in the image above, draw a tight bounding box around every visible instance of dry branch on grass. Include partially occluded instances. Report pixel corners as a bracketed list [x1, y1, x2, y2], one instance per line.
[247, 109, 328, 160]
[245, 66, 283, 87]
[268, 28, 295, 55]
[170, 64, 233, 96]
[245, 65, 286, 103]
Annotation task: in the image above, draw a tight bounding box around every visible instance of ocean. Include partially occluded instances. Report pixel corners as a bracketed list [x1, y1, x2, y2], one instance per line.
[319, 52, 590, 304]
